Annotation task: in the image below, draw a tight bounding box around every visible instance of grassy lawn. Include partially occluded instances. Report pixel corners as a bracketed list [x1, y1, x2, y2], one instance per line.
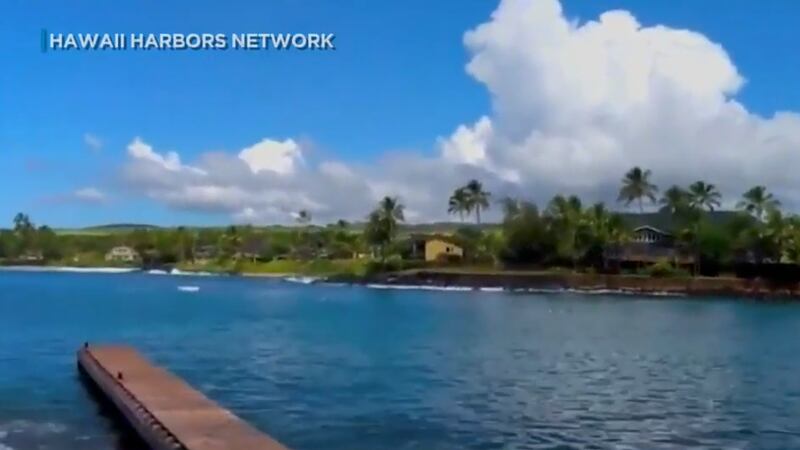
[178, 258, 371, 276]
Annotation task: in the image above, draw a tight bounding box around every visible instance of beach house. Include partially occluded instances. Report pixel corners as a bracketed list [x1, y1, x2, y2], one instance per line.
[604, 225, 693, 267]
[105, 245, 140, 262]
[408, 235, 464, 262]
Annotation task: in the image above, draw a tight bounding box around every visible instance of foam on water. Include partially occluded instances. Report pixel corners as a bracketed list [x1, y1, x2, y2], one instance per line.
[0, 266, 137, 274]
[177, 286, 200, 292]
[284, 276, 320, 285]
[170, 268, 216, 276]
[366, 283, 474, 292]
[479, 287, 505, 292]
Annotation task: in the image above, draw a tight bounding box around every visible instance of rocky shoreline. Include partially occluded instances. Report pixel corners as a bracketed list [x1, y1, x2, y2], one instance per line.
[358, 270, 800, 300]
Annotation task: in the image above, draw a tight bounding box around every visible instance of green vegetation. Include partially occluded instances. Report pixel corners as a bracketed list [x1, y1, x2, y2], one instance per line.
[4, 166, 800, 281]
[644, 259, 689, 278]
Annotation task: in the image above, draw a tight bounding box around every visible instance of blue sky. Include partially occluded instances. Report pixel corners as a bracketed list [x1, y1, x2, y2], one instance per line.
[2, 0, 800, 227]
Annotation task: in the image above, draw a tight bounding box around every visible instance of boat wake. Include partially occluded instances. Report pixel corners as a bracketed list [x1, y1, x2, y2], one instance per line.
[147, 268, 216, 276]
[177, 286, 200, 292]
[284, 276, 320, 285]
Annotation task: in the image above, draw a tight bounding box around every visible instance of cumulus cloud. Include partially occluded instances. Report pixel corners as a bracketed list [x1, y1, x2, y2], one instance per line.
[238, 138, 303, 175]
[120, 0, 800, 223]
[443, 0, 800, 208]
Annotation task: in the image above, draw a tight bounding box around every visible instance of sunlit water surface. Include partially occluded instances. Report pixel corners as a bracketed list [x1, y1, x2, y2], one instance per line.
[1, 271, 800, 449]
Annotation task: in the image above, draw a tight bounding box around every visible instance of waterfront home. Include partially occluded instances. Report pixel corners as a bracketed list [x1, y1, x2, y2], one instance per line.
[104, 245, 140, 262]
[19, 250, 44, 262]
[409, 235, 464, 262]
[604, 225, 693, 267]
[193, 244, 217, 264]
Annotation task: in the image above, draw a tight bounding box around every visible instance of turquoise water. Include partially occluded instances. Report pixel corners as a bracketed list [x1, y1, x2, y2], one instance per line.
[2, 271, 800, 449]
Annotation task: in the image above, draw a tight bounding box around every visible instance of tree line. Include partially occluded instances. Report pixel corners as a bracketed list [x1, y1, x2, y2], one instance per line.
[3, 167, 800, 277]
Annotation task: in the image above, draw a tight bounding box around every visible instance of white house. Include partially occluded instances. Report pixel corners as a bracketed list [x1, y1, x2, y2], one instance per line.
[105, 246, 139, 262]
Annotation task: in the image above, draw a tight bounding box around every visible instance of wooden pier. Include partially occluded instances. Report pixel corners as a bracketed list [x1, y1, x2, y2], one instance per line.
[78, 345, 289, 450]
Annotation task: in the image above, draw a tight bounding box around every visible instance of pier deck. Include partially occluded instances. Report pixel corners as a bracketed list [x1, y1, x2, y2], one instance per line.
[78, 345, 289, 450]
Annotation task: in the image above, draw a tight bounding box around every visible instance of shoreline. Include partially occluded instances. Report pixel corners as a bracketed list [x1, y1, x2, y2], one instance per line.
[4, 264, 800, 300]
[361, 269, 800, 300]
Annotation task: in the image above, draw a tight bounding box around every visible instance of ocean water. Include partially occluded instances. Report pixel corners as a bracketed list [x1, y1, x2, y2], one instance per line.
[1, 271, 800, 449]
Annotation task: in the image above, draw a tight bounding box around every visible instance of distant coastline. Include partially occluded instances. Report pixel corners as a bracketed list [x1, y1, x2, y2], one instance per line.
[4, 263, 800, 300]
[360, 269, 800, 300]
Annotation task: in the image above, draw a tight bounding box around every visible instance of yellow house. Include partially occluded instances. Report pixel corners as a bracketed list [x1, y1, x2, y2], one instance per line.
[424, 237, 463, 262]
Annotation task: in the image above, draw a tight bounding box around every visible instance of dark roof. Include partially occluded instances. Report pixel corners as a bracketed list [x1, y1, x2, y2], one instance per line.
[633, 225, 672, 236]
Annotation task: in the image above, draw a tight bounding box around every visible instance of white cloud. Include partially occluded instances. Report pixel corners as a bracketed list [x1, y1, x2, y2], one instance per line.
[120, 0, 800, 222]
[127, 137, 205, 174]
[83, 133, 103, 151]
[438, 0, 800, 209]
[238, 138, 303, 175]
[73, 187, 107, 203]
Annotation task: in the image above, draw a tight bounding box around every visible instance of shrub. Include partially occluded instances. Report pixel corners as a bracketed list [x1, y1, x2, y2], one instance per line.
[644, 259, 688, 278]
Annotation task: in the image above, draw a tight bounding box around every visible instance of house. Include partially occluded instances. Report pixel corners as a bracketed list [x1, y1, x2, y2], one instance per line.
[408, 235, 464, 262]
[194, 244, 217, 263]
[105, 246, 140, 262]
[19, 250, 44, 262]
[604, 225, 693, 266]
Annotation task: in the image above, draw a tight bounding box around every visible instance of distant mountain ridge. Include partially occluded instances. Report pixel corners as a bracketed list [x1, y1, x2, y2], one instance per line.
[71, 211, 746, 234]
[82, 223, 161, 230]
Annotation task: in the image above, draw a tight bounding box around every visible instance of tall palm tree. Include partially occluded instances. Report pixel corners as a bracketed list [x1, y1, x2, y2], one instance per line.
[465, 179, 491, 225]
[585, 202, 629, 269]
[688, 181, 722, 212]
[586, 202, 626, 244]
[763, 208, 788, 262]
[365, 196, 405, 261]
[618, 167, 658, 213]
[499, 196, 523, 221]
[659, 185, 690, 215]
[376, 196, 405, 238]
[447, 187, 471, 222]
[12, 213, 32, 233]
[737, 186, 780, 222]
[546, 195, 584, 268]
[783, 217, 800, 264]
[295, 210, 312, 226]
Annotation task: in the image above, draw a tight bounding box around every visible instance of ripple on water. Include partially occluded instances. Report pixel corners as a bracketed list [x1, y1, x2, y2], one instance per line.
[2, 272, 800, 449]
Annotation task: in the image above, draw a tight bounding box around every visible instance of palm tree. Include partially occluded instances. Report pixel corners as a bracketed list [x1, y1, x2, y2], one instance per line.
[763, 208, 788, 262]
[585, 203, 621, 243]
[546, 195, 584, 268]
[737, 186, 780, 222]
[659, 185, 690, 215]
[220, 225, 242, 260]
[618, 167, 658, 213]
[688, 181, 722, 211]
[585, 202, 629, 270]
[499, 196, 523, 221]
[365, 196, 405, 261]
[377, 196, 404, 228]
[12, 213, 32, 233]
[465, 179, 491, 225]
[447, 187, 471, 222]
[295, 210, 312, 226]
[783, 217, 800, 264]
